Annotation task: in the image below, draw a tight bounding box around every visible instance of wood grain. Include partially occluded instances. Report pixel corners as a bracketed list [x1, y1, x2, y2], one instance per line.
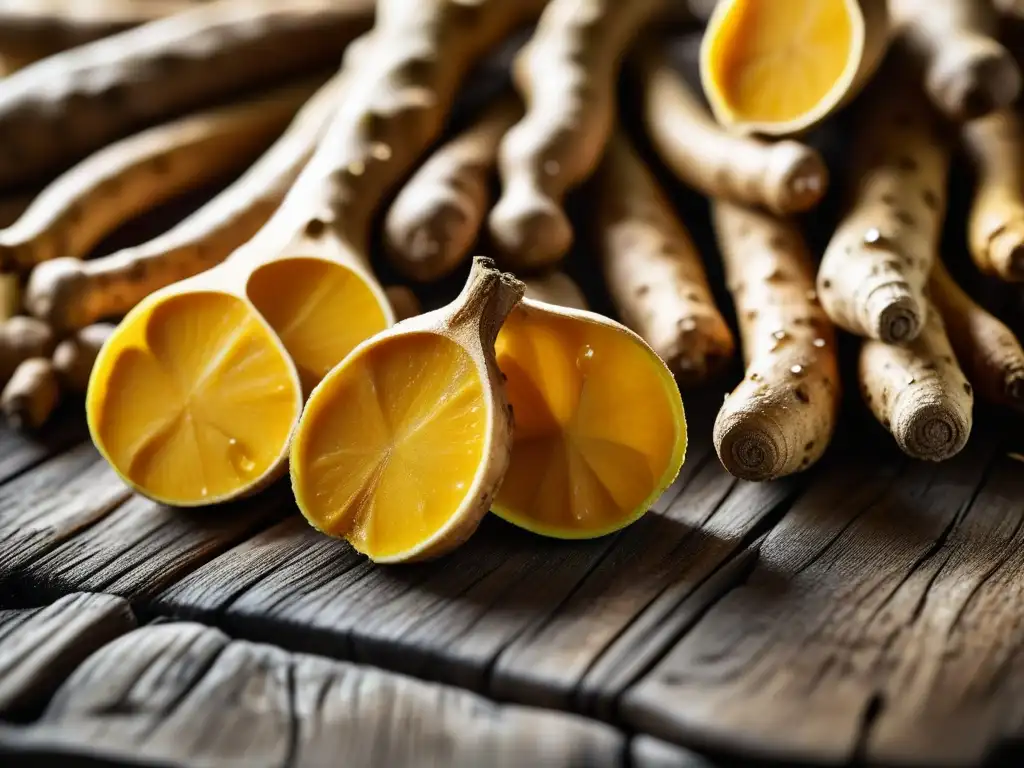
[156, 398, 799, 710]
[14, 621, 624, 768]
[0, 592, 135, 720]
[0, 411, 87, 489]
[621, 422, 1014, 766]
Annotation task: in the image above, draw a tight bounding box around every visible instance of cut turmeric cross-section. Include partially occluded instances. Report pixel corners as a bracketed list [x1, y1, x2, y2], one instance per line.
[87, 291, 302, 506]
[493, 302, 687, 539]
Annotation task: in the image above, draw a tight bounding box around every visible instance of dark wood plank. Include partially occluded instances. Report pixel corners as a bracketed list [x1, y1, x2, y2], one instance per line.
[621, 424, 1010, 766]
[0, 592, 135, 720]
[14, 621, 624, 768]
[0, 409, 87, 489]
[631, 736, 714, 768]
[156, 396, 796, 709]
[13, 485, 293, 604]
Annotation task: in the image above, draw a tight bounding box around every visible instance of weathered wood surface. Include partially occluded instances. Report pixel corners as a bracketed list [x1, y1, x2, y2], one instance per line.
[5, 621, 626, 768]
[0, 592, 135, 720]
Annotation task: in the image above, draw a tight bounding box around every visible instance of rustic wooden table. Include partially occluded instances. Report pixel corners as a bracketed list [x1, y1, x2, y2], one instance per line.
[0, 382, 1020, 767]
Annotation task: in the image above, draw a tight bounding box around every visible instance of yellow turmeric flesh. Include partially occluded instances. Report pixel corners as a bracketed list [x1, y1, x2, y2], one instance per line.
[492, 301, 687, 539]
[87, 291, 302, 506]
[701, 0, 889, 135]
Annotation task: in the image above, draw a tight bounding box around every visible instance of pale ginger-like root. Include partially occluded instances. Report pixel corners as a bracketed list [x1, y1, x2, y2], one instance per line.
[594, 129, 735, 386]
[489, 0, 667, 270]
[1, 356, 58, 430]
[860, 305, 973, 461]
[52, 322, 116, 393]
[384, 286, 421, 322]
[0, 76, 323, 274]
[0, 315, 54, 383]
[523, 271, 588, 309]
[0, 0, 375, 189]
[712, 201, 840, 482]
[385, 93, 522, 282]
[0, 1, 197, 58]
[931, 258, 1024, 413]
[961, 109, 1024, 281]
[890, 0, 1021, 121]
[635, 45, 828, 215]
[24, 73, 345, 333]
[817, 64, 949, 343]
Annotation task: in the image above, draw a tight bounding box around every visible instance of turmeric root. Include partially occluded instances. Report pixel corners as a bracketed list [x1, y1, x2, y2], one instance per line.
[961, 109, 1024, 282]
[86, 0, 548, 508]
[489, 0, 667, 269]
[24, 73, 345, 333]
[817, 65, 949, 343]
[930, 259, 1024, 413]
[384, 286, 421, 322]
[0, 0, 374, 188]
[712, 201, 840, 481]
[0, 1, 196, 58]
[0, 76, 322, 274]
[889, 0, 1020, 121]
[635, 45, 828, 215]
[859, 304, 973, 461]
[1, 356, 58, 430]
[0, 315, 54, 383]
[594, 130, 735, 386]
[52, 322, 116, 393]
[384, 93, 521, 283]
[522, 271, 588, 309]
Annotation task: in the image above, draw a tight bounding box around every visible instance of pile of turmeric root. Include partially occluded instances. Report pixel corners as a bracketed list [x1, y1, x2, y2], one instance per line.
[0, 0, 1023, 499]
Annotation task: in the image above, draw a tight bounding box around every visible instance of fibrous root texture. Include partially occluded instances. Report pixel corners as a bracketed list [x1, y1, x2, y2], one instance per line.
[489, 0, 665, 269]
[712, 201, 840, 481]
[595, 130, 735, 386]
[492, 301, 687, 539]
[961, 109, 1024, 282]
[817, 65, 949, 344]
[87, 292, 302, 506]
[637, 44, 828, 215]
[859, 304, 973, 461]
[701, 0, 889, 134]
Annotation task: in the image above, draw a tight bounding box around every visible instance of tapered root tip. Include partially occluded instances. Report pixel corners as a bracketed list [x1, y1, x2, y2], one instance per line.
[769, 142, 829, 214]
[927, 39, 1022, 120]
[864, 286, 923, 344]
[988, 225, 1024, 281]
[714, 412, 787, 481]
[489, 192, 573, 271]
[386, 204, 475, 283]
[894, 401, 971, 462]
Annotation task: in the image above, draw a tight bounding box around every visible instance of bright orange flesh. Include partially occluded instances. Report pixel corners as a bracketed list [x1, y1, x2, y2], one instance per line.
[246, 257, 390, 393]
[292, 332, 488, 561]
[493, 306, 686, 538]
[706, 0, 854, 125]
[87, 292, 300, 506]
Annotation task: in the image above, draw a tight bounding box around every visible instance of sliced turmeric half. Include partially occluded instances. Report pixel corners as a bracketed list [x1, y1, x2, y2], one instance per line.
[701, 0, 889, 135]
[492, 299, 687, 539]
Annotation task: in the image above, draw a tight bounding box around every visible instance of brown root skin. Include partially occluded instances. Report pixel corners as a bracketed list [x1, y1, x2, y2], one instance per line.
[817, 63, 949, 343]
[0, 315, 55, 383]
[383, 286, 421, 322]
[0, 274, 18, 322]
[635, 45, 828, 214]
[52, 322, 116, 393]
[2, 356, 59, 430]
[23, 73, 345, 334]
[0, 0, 376, 189]
[0, 76, 322, 275]
[594, 130, 735, 387]
[890, 0, 1021, 120]
[930, 259, 1024, 413]
[859, 304, 973, 461]
[523, 272, 588, 310]
[384, 93, 521, 283]
[712, 201, 840, 482]
[490, 0, 666, 270]
[962, 110, 1024, 282]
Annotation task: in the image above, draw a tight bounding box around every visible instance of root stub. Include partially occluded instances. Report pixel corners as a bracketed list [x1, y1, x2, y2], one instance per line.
[868, 289, 923, 344]
[893, 400, 971, 462]
[714, 415, 786, 482]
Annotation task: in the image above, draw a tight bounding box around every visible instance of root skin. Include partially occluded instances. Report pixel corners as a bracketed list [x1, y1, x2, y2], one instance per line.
[712, 201, 841, 482]
[2, 356, 58, 430]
